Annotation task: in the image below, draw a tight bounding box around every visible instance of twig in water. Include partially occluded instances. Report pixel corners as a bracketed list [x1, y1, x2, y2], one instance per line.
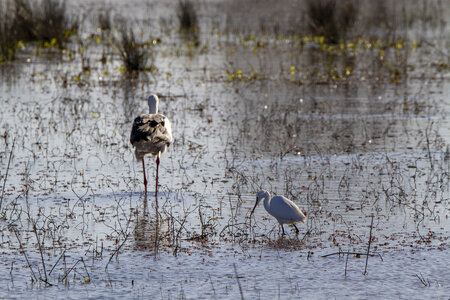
[425, 122, 434, 170]
[0, 137, 15, 210]
[63, 252, 67, 285]
[307, 250, 312, 261]
[81, 257, 90, 282]
[364, 215, 374, 276]
[414, 273, 430, 287]
[10, 261, 14, 281]
[199, 205, 205, 239]
[49, 250, 66, 276]
[344, 253, 349, 277]
[32, 222, 49, 283]
[105, 233, 129, 271]
[12, 227, 38, 283]
[208, 273, 216, 295]
[321, 251, 382, 260]
[62, 258, 81, 282]
[233, 263, 244, 300]
[300, 228, 312, 243]
[172, 212, 189, 257]
[219, 222, 247, 238]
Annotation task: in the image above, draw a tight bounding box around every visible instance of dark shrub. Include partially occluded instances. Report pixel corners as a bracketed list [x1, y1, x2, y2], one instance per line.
[177, 0, 199, 41]
[117, 25, 151, 72]
[306, 0, 358, 44]
[13, 0, 78, 46]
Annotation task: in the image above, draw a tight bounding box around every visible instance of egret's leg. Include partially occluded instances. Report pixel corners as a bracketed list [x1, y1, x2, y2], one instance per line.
[142, 157, 147, 198]
[293, 224, 299, 235]
[281, 225, 286, 235]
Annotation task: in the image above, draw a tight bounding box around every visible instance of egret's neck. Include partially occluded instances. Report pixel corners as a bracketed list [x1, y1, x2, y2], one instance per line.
[262, 192, 271, 212]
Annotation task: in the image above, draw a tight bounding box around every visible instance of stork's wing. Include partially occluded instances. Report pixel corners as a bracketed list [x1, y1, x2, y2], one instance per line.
[130, 114, 173, 147]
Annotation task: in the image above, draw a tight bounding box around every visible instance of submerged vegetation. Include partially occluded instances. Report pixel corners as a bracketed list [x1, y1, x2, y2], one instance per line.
[0, 0, 447, 82]
[177, 0, 199, 42]
[13, 0, 78, 45]
[306, 0, 357, 43]
[0, 1, 19, 61]
[116, 23, 153, 73]
[0, 0, 78, 60]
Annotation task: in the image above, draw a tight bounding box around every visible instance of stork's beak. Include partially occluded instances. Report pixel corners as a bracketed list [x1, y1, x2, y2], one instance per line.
[250, 197, 258, 216]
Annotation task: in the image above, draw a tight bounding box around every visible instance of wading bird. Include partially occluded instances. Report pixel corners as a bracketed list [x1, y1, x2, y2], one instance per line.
[250, 190, 306, 235]
[130, 94, 173, 202]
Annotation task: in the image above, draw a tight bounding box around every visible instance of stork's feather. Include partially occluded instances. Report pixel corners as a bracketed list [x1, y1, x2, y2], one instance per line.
[130, 113, 172, 160]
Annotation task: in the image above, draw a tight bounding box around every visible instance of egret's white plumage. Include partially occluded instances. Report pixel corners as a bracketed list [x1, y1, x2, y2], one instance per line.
[251, 190, 306, 235]
[130, 94, 172, 201]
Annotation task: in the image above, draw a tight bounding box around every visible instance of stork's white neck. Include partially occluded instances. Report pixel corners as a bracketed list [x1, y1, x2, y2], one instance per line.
[148, 95, 159, 114]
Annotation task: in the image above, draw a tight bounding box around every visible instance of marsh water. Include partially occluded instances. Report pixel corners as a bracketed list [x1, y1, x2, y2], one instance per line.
[0, 0, 449, 298]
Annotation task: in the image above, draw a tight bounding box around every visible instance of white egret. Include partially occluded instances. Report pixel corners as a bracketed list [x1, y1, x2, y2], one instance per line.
[130, 94, 173, 202]
[250, 190, 306, 235]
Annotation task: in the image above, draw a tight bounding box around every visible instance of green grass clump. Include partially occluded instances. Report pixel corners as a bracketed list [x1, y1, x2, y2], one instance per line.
[306, 0, 358, 44]
[0, 0, 78, 61]
[177, 0, 199, 41]
[117, 25, 152, 73]
[0, 2, 20, 61]
[97, 8, 112, 33]
[13, 0, 78, 46]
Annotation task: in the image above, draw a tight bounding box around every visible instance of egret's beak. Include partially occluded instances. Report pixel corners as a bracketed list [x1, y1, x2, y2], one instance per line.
[250, 197, 258, 216]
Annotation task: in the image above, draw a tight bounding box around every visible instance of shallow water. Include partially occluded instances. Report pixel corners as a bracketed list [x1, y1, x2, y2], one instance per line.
[0, 0, 449, 298]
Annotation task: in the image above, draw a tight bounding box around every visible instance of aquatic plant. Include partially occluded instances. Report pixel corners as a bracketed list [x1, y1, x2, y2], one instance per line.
[306, 0, 358, 44]
[0, 1, 19, 61]
[97, 7, 112, 33]
[13, 0, 78, 46]
[116, 24, 152, 73]
[177, 0, 199, 42]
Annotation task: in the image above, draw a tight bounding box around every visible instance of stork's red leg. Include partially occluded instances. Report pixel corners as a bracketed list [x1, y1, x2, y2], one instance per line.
[142, 157, 147, 199]
[155, 154, 160, 209]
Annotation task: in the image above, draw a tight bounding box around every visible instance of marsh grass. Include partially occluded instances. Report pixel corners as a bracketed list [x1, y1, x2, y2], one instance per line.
[0, 1, 19, 61]
[221, 0, 445, 47]
[97, 8, 113, 33]
[177, 0, 199, 42]
[306, 0, 358, 44]
[13, 0, 78, 46]
[116, 23, 153, 73]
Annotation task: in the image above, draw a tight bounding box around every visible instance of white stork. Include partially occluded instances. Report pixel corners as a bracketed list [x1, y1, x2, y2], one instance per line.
[130, 94, 173, 203]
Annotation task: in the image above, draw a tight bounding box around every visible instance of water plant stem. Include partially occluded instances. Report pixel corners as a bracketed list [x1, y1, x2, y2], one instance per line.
[364, 215, 374, 275]
[0, 137, 15, 210]
[234, 263, 244, 300]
